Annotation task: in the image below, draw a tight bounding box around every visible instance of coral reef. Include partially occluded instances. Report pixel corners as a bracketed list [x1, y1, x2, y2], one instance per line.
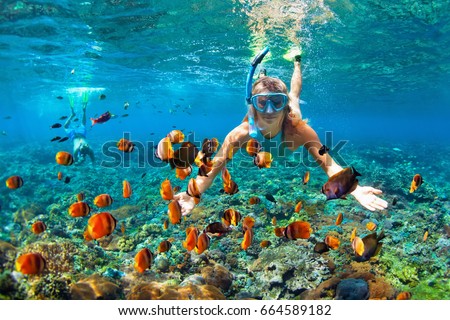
[32, 274, 71, 299]
[200, 263, 233, 292]
[248, 242, 331, 299]
[70, 274, 122, 299]
[335, 278, 369, 300]
[0, 241, 17, 273]
[127, 281, 225, 300]
[0, 271, 27, 299]
[0, 142, 449, 300]
[21, 241, 79, 274]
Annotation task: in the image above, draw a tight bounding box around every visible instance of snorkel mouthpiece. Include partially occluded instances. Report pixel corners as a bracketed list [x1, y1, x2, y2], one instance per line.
[246, 47, 270, 138]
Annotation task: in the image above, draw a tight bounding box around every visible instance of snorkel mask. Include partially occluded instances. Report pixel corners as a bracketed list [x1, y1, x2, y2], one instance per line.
[245, 47, 270, 138]
[251, 93, 288, 113]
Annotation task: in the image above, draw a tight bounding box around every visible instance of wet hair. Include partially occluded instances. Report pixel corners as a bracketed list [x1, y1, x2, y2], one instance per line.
[252, 77, 288, 95]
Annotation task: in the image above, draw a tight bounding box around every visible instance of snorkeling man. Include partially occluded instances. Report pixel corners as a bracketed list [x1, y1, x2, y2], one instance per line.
[174, 48, 388, 214]
[64, 92, 95, 165]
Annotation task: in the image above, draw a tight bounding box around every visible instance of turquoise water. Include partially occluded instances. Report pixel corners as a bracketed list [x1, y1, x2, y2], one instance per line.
[0, 0, 449, 300]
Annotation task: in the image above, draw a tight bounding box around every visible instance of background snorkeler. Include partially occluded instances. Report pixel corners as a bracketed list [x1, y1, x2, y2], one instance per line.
[63, 91, 95, 165]
[174, 48, 388, 214]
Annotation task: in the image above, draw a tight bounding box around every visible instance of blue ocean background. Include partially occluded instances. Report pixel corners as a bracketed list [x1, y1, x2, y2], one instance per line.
[0, 0, 449, 300]
[1, 0, 449, 145]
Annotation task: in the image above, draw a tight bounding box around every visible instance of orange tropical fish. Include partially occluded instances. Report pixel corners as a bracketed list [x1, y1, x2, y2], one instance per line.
[31, 221, 46, 235]
[321, 167, 360, 200]
[158, 240, 173, 253]
[194, 150, 206, 167]
[94, 194, 113, 208]
[155, 137, 174, 162]
[55, 151, 74, 166]
[253, 151, 272, 169]
[409, 174, 423, 193]
[351, 236, 365, 256]
[355, 231, 385, 262]
[57, 172, 63, 181]
[160, 179, 174, 201]
[76, 192, 85, 202]
[324, 235, 340, 250]
[242, 216, 255, 232]
[167, 200, 182, 224]
[260, 240, 271, 248]
[223, 180, 239, 195]
[83, 212, 117, 241]
[117, 138, 135, 152]
[163, 219, 169, 230]
[68, 201, 91, 217]
[222, 208, 242, 227]
[350, 227, 357, 242]
[226, 144, 236, 160]
[221, 167, 231, 187]
[335, 213, 343, 225]
[122, 180, 132, 198]
[182, 227, 199, 251]
[170, 141, 199, 169]
[366, 221, 377, 231]
[303, 171, 310, 185]
[274, 227, 285, 237]
[205, 222, 232, 237]
[241, 228, 253, 250]
[423, 230, 428, 242]
[282, 221, 312, 240]
[198, 154, 213, 170]
[202, 138, 219, 157]
[175, 166, 192, 180]
[187, 178, 201, 204]
[120, 221, 126, 235]
[195, 231, 211, 254]
[248, 196, 261, 205]
[167, 129, 185, 144]
[294, 201, 302, 213]
[134, 248, 153, 273]
[197, 161, 214, 177]
[396, 292, 412, 300]
[246, 138, 261, 157]
[5, 175, 23, 189]
[271, 216, 277, 226]
[15, 252, 46, 275]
